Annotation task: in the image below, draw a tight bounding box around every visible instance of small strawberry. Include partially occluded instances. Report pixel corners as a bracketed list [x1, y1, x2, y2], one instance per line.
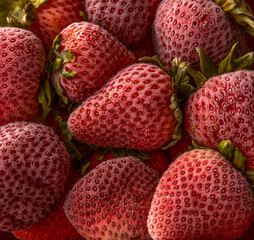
[185, 69, 254, 170]
[67, 63, 179, 151]
[64, 157, 160, 240]
[84, 0, 161, 46]
[153, 0, 251, 69]
[12, 169, 82, 240]
[51, 21, 135, 103]
[0, 27, 45, 126]
[0, 121, 70, 231]
[0, 0, 85, 52]
[148, 149, 254, 239]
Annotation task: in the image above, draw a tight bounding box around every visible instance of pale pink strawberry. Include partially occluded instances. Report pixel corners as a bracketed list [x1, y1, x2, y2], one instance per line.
[185, 70, 254, 170]
[67, 63, 177, 151]
[0, 27, 45, 126]
[12, 169, 82, 240]
[0, 121, 70, 231]
[153, 0, 249, 69]
[84, 0, 161, 46]
[148, 149, 254, 239]
[52, 21, 135, 102]
[64, 157, 160, 239]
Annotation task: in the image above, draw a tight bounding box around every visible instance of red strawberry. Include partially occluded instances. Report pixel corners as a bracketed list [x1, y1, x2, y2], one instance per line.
[0, 27, 45, 126]
[64, 157, 160, 239]
[51, 21, 135, 102]
[185, 70, 254, 170]
[12, 169, 82, 240]
[84, 0, 161, 46]
[0, 0, 85, 52]
[68, 63, 178, 151]
[0, 121, 70, 231]
[28, 0, 85, 52]
[89, 148, 169, 175]
[153, 0, 249, 69]
[148, 149, 254, 239]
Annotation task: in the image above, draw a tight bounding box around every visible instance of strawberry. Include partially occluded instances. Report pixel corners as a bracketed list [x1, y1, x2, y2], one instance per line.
[0, 0, 85, 52]
[28, 0, 85, 52]
[0, 27, 45, 126]
[67, 63, 179, 151]
[88, 148, 169, 175]
[51, 21, 135, 103]
[0, 121, 70, 231]
[84, 0, 161, 46]
[64, 156, 160, 239]
[148, 149, 254, 239]
[185, 69, 254, 170]
[12, 169, 82, 240]
[153, 0, 250, 69]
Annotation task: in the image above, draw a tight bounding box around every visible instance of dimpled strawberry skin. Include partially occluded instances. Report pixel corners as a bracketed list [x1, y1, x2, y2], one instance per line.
[153, 0, 248, 69]
[85, 0, 161, 46]
[28, 0, 85, 52]
[67, 63, 176, 151]
[0, 122, 70, 231]
[58, 21, 135, 102]
[0, 27, 45, 126]
[64, 157, 160, 240]
[148, 149, 254, 240]
[185, 70, 254, 170]
[12, 169, 82, 240]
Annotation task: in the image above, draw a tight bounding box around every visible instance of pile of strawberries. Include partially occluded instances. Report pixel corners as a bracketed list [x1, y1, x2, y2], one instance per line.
[1, 0, 254, 239]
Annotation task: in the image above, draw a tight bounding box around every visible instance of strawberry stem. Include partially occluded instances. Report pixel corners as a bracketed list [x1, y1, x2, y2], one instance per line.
[214, 0, 254, 37]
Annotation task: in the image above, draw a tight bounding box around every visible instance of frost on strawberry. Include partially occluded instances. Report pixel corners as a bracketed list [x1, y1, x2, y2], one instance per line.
[64, 157, 160, 240]
[0, 27, 45, 126]
[0, 0, 86, 52]
[51, 21, 135, 103]
[67, 63, 178, 151]
[85, 0, 161, 46]
[148, 149, 254, 240]
[12, 168, 82, 240]
[185, 69, 254, 170]
[153, 0, 250, 69]
[0, 122, 70, 231]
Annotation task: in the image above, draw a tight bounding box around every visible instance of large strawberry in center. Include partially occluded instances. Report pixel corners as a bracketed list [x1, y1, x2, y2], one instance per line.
[68, 63, 178, 151]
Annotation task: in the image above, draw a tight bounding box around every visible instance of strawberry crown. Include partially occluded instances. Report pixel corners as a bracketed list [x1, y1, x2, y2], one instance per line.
[192, 139, 254, 190]
[214, 0, 254, 37]
[0, 0, 48, 28]
[174, 42, 254, 98]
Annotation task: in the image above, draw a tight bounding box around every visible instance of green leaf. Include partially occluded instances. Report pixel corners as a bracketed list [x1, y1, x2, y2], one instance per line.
[218, 42, 238, 75]
[30, 0, 49, 8]
[233, 148, 246, 171]
[217, 140, 235, 161]
[191, 140, 208, 149]
[53, 72, 69, 105]
[187, 67, 207, 89]
[244, 170, 254, 181]
[233, 52, 254, 69]
[196, 47, 218, 78]
[38, 79, 51, 118]
[138, 55, 171, 76]
[52, 34, 62, 54]
[62, 69, 77, 79]
[61, 49, 76, 64]
[81, 162, 90, 176]
[216, 0, 254, 37]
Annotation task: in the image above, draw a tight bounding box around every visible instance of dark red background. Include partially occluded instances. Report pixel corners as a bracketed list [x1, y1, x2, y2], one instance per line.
[1, 0, 254, 239]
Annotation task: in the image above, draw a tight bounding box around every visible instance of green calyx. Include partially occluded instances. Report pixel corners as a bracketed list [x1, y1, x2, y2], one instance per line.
[187, 42, 254, 92]
[38, 61, 52, 118]
[217, 140, 254, 188]
[50, 34, 77, 105]
[214, 0, 254, 37]
[0, 0, 48, 28]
